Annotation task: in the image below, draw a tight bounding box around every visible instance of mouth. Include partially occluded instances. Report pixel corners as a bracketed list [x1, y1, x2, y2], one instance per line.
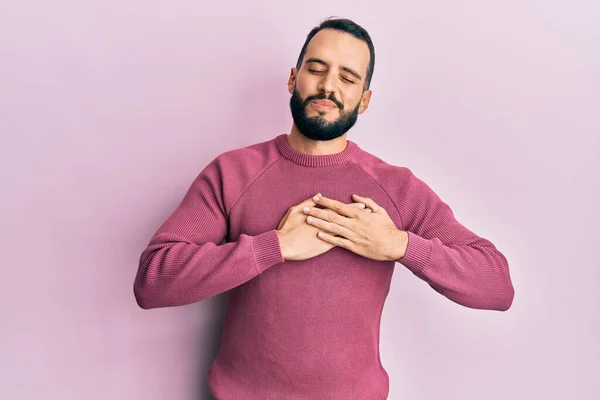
[310, 100, 337, 110]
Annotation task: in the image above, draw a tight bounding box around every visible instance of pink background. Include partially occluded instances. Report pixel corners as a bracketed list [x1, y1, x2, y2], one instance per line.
[1, 1, 598, 399]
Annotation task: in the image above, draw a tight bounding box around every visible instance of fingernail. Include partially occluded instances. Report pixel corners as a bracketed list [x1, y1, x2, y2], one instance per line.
[313, 195, 320, 202]
[303, 207, 310, 213]
[307, 216, 314, 223]
[358, 203, 365, 208]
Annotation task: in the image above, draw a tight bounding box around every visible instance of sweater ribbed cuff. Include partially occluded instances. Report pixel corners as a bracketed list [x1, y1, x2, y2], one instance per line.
[398, 231, 432, 276]
[251, 230, 285, 273]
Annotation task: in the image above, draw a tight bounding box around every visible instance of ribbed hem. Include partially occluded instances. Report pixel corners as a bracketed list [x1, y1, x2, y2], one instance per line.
[251, 230, 285, 273]
[274, 134, 360, 167]
[398, 232, 432, 276]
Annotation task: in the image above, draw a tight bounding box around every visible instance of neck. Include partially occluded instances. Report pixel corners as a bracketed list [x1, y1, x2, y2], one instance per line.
[287, 124, 348, 155]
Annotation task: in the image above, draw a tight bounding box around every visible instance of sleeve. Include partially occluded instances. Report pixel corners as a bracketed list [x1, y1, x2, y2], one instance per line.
[133, 157, 284, 309]
[395, 170, 515, 311]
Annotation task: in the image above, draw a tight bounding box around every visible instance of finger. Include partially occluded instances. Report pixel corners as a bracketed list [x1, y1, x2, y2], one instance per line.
[294, 193, 321, 212]
[355, 203, 372, 212]
[302, 206, 354, 230]
[306, 213, 356, 241]
[316, 231, 355, 250]
[328, 201, 367, 210]
[351, 202, 371, 212]
[313, 195, 360, 218]
[352, 202, 367, 210]
[302, 193, 321, 206]
[352, 194, 383, 214]
[302, 202, 371, 212]
[307, 216, 354, 239]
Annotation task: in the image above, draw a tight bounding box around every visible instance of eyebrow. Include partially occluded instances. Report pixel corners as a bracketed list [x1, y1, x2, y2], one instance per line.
[305, 57, 363, 81]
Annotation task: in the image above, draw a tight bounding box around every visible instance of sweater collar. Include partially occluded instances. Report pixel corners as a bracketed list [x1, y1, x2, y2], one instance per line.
[274, 134, 359, 167]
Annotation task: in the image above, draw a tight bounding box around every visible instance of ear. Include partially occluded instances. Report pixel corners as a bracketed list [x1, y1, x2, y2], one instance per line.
[357, 89, 372, 114]
[287, 67, 297, 95]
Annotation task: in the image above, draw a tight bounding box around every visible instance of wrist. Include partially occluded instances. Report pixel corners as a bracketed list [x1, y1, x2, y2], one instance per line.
[393, 229, 409, 260]
[276, 230, 290, 260]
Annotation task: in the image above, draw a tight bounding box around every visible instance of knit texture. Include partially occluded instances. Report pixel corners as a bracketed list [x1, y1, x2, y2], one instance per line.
[134, 134, 514, 400]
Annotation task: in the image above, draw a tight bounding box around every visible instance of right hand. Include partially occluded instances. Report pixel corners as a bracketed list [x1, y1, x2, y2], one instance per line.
[276, 194, 369, 261]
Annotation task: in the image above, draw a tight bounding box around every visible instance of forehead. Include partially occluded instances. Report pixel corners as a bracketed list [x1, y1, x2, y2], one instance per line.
[303, 29, 370, 74]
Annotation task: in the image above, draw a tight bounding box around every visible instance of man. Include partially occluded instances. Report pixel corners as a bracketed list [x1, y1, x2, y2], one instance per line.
[134, 17, 514, 400]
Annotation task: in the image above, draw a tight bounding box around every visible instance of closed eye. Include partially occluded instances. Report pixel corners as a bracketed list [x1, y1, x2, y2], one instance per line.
[309, 69, 355, 84]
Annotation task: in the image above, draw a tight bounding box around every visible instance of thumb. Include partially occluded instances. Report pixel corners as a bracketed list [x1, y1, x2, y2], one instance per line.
[292, 194, 320, 214]
[301, 193, 321, 206]
[352, 194, 382, 213]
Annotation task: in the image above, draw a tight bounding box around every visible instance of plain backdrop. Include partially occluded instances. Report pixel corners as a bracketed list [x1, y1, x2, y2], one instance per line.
[1, 1, 598, 399]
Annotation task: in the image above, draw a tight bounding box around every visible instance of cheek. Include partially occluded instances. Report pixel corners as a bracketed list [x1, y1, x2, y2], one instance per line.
[294, 74, 315, 94]
[336, 93, 359, 113]
[348, 89, 364, 105]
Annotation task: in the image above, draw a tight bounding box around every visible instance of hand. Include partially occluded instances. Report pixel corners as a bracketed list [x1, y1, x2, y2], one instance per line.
[277, 194, 371, 261]
[303, 194, 409, 261]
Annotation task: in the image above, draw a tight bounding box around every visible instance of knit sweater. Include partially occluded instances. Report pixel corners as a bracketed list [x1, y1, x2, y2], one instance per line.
[134, 134, 514, 400]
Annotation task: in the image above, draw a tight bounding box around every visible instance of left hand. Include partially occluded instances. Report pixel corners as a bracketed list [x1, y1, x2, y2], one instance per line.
[302, 194, 409, 261]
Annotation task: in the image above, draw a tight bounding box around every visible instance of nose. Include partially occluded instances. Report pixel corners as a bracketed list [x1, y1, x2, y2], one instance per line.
[317, 71, 337, 96]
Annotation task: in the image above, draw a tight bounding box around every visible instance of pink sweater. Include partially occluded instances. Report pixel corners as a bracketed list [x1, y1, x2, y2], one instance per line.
[134, 134, 514, 399]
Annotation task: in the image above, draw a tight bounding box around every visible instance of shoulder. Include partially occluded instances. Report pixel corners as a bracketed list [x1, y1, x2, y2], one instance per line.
[351, 147, 416, 189]
[203, 135, 283, 212]
[221, 135, 279, 161]
[351, 146, 440, 207]
[212, 136, 282, 185]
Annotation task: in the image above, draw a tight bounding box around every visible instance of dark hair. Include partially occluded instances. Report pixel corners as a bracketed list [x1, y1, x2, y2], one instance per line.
[295, 17, 375, 90]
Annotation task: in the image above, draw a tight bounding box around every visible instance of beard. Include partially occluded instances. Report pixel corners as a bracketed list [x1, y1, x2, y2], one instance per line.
[289, 88, 360, 141]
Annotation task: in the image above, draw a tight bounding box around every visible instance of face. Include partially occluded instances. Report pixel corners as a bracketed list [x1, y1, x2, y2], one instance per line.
[288, 29, 372, 141]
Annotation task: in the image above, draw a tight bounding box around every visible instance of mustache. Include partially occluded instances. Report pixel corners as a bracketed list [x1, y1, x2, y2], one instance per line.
[304, 93, 344, 110]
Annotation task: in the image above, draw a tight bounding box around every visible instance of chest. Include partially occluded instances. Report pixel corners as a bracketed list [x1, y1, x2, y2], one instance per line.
[226, 164, 401, 241]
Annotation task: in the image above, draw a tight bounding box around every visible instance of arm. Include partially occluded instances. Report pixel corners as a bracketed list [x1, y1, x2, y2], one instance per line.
[396, 172, 514, 311]
[133, 159, 284, 309]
